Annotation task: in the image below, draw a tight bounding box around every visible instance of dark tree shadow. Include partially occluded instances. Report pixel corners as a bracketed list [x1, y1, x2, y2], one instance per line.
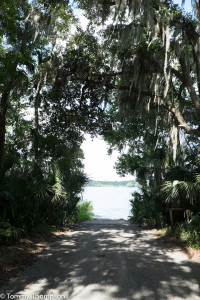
[1, 221, 200, 300]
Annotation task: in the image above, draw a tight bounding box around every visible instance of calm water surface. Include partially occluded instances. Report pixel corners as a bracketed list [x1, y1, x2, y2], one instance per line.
[81, 186, 139, 220]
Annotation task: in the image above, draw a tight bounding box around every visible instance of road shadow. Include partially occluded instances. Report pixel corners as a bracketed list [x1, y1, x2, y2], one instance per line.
[1, 221, 200, 299]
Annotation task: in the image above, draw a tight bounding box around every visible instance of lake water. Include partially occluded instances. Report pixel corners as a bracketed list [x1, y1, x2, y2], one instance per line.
[81, 186, 139, 220]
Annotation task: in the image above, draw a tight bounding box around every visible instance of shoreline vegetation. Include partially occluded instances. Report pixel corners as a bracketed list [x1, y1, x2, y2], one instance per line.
[86, 180, 140, 188]
[77, 201, 94, 221]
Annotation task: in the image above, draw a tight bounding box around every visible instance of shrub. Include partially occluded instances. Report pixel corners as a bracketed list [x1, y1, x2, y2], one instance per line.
[165, 217, 200, 249]
[0, 163, 87, 235]
[0, 222, 24, 244]
[77, 201, 94, 221]
[129, 190, 165, 227]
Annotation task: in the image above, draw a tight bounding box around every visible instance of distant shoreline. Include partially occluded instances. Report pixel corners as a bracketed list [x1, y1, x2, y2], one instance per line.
[86, 180, 140, 188]
[86, 185, 137, 188]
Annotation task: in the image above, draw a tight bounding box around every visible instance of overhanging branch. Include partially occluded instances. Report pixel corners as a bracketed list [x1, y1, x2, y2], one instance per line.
[106, 82, 200, 136]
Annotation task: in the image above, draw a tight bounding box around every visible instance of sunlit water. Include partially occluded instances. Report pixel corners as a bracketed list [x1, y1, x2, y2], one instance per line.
[81, 187, 139, 220]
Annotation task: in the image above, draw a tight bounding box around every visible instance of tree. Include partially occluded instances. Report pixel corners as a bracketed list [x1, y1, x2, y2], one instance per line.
[0, 0, 114, 234]
[0, 0, 76, 168]
[74, 0, 200, 164]
[76, 0, 200, 142]
[73, 0, 200, 224]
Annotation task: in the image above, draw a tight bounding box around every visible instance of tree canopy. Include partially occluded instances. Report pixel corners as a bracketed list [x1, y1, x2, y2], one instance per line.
[0, 0, 110, 235]
[1, 0, 200, 238]
[75, 0, 200, 224]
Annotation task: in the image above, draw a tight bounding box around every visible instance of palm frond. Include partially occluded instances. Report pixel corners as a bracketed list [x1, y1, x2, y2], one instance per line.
[195, 173, 200, 186]
[162, 179, 196, 205]
[33, 183, 52, 200]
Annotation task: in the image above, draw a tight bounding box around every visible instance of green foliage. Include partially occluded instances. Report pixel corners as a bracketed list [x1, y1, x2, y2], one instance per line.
[0, 0, 108, 239]
[74, 0, 200, 235]
[162, 167, 200, 211]
[162, 180, 196, 207]
[1, 0, 200, 242]
[165, 215, 200, 249]
[77, 201, 94, 221]
[0, 158, 87, 235]
[0, 222, 24, 244]
[129, 190, 165, 227]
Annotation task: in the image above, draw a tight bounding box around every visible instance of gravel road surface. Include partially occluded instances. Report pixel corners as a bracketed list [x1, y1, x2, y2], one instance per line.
[0, 220, 200, 300]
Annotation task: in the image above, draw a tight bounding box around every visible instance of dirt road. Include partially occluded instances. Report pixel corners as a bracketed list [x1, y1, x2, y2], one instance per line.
[0, 220, 200, 299]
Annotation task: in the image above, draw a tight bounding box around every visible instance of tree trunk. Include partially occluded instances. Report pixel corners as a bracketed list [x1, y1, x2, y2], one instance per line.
[0, 88, 11, 169]
[34, 98, 39, 163]
[34, 77, 43, 164]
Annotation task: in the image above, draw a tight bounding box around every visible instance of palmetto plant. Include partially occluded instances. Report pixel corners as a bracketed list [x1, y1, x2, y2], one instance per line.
[0, 162, 82, 233]
[0, 169, 49, 229]
[129, 189, 165, 226]
[162, 180, 196, 206]
[162, 168, 200, 209]
[50, 164, 68, 202]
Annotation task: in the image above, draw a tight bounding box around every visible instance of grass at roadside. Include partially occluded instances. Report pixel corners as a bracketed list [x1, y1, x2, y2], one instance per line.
[77, 201, 94, 221]
[160, 222, 200, 249]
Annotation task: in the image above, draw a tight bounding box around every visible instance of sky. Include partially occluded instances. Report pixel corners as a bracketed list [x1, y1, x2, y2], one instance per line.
[173, 0, 192, 12]
[81, 135, 134, 181]
[79, 0, 192, 182]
